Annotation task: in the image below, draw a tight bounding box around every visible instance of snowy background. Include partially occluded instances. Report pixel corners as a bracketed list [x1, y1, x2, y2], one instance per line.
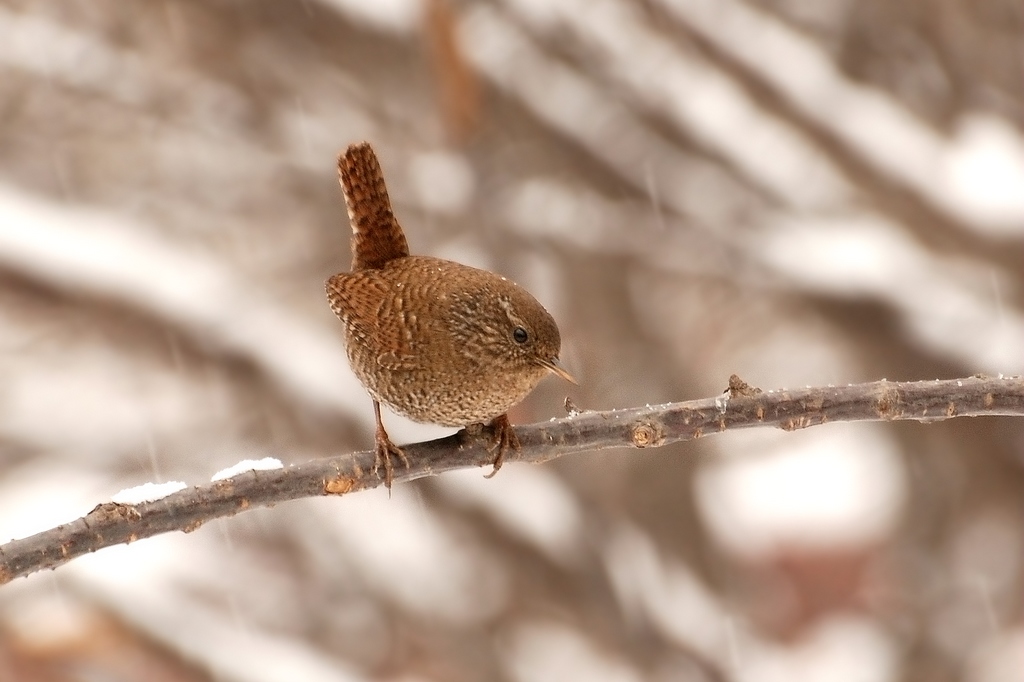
[0, 0, 1022, 680]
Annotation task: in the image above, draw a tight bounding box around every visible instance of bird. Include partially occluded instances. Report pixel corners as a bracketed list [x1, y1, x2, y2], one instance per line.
[325, 142, 574, 487]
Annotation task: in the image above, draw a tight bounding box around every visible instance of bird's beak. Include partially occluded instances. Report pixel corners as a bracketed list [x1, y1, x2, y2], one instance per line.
[537, 357, 577, 385]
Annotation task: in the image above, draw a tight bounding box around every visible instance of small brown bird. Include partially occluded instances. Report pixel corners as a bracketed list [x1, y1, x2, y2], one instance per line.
[326, 142, 574, 487]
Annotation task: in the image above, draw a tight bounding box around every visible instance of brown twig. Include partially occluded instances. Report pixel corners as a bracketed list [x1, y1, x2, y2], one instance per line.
[2, 375, 1022, 585]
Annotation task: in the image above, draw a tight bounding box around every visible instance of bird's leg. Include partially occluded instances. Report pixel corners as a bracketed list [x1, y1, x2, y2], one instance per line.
[484, 413, 520, 479]
[372, 400, 408, 488]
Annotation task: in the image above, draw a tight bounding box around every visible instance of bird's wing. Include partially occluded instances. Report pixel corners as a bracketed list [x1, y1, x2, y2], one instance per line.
[325, 271, 418, 371]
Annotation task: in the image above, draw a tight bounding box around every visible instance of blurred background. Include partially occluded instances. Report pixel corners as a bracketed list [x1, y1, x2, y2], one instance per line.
[1, 0, 1022, 680]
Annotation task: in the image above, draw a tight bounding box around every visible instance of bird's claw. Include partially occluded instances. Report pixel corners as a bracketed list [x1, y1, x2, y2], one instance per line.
[484, 414, 520, 479]
[373, 432, 408, 489]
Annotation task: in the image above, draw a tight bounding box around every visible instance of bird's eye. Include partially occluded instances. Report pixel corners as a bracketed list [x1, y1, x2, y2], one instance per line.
[512, 326, 529, 344]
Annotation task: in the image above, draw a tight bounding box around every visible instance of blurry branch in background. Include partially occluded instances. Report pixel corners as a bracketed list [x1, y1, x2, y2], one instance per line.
[1, 375, 1021, 585]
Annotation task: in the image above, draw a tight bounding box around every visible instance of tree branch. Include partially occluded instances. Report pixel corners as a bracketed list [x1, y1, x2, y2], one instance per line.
[2, 375, 1022, 585]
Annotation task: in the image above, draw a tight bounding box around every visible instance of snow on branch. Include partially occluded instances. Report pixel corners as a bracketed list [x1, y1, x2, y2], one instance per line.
[1, 375, 1021, 585]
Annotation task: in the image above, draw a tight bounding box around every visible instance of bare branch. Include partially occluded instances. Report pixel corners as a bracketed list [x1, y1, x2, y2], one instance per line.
[2, 375, 1021, 585]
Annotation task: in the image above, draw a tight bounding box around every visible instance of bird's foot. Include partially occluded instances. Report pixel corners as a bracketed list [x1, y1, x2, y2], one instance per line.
[371, 400, 408, 489]
[484, 413, 520, 479]
[373, 431, 408, 489]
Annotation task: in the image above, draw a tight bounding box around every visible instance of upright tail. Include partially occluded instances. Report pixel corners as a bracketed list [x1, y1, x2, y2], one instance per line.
[338, 142, 410, 271]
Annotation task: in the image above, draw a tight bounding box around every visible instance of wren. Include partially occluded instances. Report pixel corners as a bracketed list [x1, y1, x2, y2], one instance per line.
[325, 142, 574, 487]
